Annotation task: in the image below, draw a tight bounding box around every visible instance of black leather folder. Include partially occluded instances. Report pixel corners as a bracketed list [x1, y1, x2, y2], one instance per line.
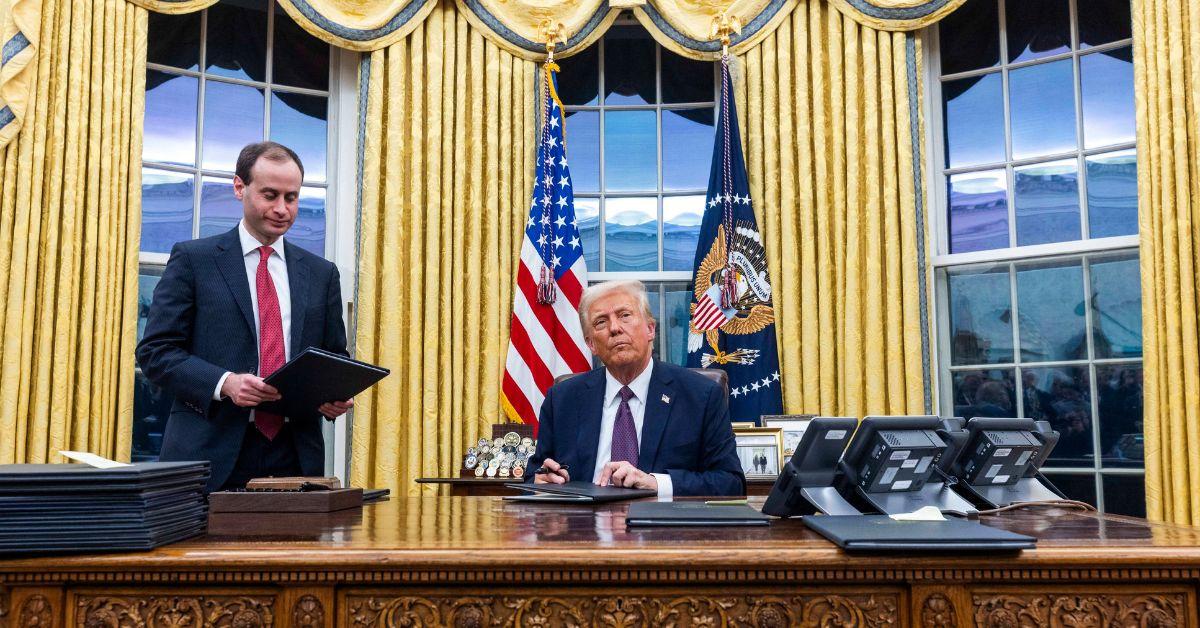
[256, 347, 389, 418]
[625, 501, 770, 527]
[503, 481, 656, 503]
[803, 515, 1036, 551]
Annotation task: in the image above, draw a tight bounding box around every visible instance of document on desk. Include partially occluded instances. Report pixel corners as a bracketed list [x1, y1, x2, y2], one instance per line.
[257, 348, 390, 418]
[625, 501, 770, 527]
[504, 481, 656, 503]
[803, 515, 1035, 551]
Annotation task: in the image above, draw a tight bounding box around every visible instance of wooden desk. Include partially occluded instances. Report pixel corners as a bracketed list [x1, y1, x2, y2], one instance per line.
[416, 476, 779, 496]
[1, 497, 1198, 627]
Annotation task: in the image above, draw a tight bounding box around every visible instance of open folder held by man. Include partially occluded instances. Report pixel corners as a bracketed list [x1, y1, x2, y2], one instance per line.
[528, 280, 745, 498]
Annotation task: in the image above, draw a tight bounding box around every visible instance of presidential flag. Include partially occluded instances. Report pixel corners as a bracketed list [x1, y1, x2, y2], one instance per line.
[685, 55, 783, 422]
[501, 63, 591, 433]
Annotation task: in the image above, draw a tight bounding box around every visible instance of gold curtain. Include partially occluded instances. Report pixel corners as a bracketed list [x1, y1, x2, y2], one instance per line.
[0, 0, 41, 149]
[737, 0, 931, 416]
[124, 0, 214, 14]
[1136, 0, 1200, 524]
[0, 0, 145, 463]
[276, 0, 438, 52]
[350, 1, 536, 494]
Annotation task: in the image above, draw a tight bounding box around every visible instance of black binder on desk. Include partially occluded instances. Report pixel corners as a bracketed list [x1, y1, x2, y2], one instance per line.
[625, 501, 770, 527]
[803, 515, 1036, 551]
[504, 481, 656, 503]
[257, 347, 389, 418]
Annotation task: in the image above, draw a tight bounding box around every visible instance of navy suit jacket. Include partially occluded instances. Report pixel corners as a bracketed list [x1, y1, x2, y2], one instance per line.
[135, 227, 347, 492]
[529, 361, 745, 497]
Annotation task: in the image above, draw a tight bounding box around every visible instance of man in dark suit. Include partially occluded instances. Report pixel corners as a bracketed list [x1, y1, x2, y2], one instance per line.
[531, 280, 745, 497]
[136, 142, 351, 492]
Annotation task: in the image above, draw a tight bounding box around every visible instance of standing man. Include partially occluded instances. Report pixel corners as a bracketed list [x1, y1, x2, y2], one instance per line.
[530, 280, 745, 497]
[137, 142, 352, 492]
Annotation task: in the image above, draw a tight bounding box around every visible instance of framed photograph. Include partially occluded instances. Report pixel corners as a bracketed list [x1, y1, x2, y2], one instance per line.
[761, 414, 816, 459]
[730, 421, 758, 430]
[733, 427, 784, 479]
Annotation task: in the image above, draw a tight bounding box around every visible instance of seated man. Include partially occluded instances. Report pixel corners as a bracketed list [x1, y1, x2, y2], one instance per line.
[530, 280, 745, 497]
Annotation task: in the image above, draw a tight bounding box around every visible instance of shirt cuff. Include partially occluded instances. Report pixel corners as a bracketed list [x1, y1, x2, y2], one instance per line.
[213, 371, 232, 401]
[652, 473, 673, 499]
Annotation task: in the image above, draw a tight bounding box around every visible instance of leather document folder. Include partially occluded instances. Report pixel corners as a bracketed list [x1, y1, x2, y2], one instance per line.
[504, 481, 656, 503]
[803, 515, 1036, 551]
[625, 501, 770, 527]
[257, 348, 389, 418]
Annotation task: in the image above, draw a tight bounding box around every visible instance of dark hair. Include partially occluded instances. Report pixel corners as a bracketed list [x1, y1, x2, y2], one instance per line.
[235, 141, 305, 184]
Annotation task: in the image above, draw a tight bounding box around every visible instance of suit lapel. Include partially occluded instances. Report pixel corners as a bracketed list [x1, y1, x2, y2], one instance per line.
[576, 369, 607, 482]
[285, 240, 309, 354]
[639, 361, 675, 472]
[215, 229, 256, 337]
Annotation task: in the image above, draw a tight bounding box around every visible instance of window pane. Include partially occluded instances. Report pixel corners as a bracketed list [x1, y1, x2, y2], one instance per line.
[289, 186, 326, 256]
[143, 72, 197, 167]
[1014, 159, 1080, 246]
[952, 369, 1017, 418]
[140, 168, 195, 254]
[1016, 260, 1087, 362]
[272, 8, 329, 91]
[137, 268, 164, 342]
[938, 0, 1000, 76]
[575, 197, 600, 270]
[205, 2, 268, 82]
[1078, 0, 1132, 48]
[604, 26, 655, 105]
[1097, 364, 1143, 468]
[604, 196, 657, 271]
[565, 111, 599, 192]
[949, 170, 1008, 253]
[662, 283, 694, 366]
[1005, 0, 1070, 64]
[1023, 366, 1093, 465]
[947, 267, 1014, 364]
[147, 10, 199, 71]
[942, 73, 1005, 168]
[663, 195, 703, 271]
[202, 81, 265, 172]
[557, 44, 599, 106]
[1081, 47, 1135, 149]
[661, 54, 713, 104]
[1010, 59, 1078, 160]
[1042, 472, 1097, 504]
[662, 109, 713, 191]
[1086, 149, 1138, 238]
[270, 92, 327, 183]
[198, 176, 241, 238]
[603, 110, 657, 191]
[1090, 255, 1142, 358]
[1102, 474, 1145, 516]
[132, 370, 172, 461]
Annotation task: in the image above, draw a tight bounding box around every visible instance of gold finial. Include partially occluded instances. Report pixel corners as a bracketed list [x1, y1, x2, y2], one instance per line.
[710, 12, 742, 56]
[540, 20, 565, 62]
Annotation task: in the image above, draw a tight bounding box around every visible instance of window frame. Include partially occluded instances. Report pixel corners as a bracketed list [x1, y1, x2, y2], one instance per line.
[923, 0, 1142, 515]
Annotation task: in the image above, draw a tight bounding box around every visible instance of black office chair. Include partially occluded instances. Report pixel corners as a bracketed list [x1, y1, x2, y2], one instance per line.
[553, 367, 729, 404]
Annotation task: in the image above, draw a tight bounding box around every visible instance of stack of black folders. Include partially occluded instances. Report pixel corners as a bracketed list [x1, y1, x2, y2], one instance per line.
[0, 461, 210, 556]
[504, 481, 656, 503]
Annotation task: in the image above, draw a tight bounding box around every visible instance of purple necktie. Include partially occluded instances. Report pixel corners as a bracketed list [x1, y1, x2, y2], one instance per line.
[610, 386, 639, 467]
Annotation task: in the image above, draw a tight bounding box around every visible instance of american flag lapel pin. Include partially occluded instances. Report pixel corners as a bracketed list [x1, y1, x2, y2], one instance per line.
[662, 394, 671, 404]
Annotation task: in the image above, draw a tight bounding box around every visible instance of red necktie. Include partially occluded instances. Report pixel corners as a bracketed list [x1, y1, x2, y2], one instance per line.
[255, 245, 285, 440]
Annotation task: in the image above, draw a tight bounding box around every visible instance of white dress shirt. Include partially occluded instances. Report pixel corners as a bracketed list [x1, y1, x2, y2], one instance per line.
[592, 360, 673, 498]
[212, 220, 293, 409]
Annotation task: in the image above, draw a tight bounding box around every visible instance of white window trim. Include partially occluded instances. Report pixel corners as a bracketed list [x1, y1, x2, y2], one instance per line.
[922, 0, 1142, 514]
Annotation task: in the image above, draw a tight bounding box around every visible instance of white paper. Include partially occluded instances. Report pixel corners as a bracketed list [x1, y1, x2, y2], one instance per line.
[889, 505, 946, 521]
[59, 451, 130, 469]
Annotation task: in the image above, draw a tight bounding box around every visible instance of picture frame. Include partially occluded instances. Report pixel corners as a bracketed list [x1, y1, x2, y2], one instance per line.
[732, 427, 784, 479]
[761, 414, 816, 459]
[730, 421, 758, 430]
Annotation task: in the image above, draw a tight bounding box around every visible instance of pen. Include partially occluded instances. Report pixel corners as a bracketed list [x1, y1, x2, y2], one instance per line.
[533, 464, 569, 475]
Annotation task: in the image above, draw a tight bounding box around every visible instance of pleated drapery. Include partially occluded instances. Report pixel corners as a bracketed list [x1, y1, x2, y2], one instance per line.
[350, 2, 537, 495]
[0, 0, 145, 463]
[1135, 0, 1200, 525]
[737, 1, 930, 417]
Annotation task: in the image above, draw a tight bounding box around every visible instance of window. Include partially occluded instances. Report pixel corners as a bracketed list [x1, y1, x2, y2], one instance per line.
[930, 0, 1141, 515]
[556, 21, 715, 365]
[134, 0, 336, 461]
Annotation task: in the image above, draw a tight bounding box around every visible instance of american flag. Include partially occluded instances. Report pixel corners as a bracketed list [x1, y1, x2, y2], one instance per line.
[501, 65, 591, 433]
